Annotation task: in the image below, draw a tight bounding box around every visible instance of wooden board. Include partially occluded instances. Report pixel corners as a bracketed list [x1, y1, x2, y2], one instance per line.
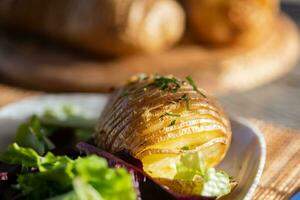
[0, 14, 299, 94]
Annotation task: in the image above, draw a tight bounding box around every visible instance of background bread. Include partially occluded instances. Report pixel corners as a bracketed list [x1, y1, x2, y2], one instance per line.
[181, 0, 279, 46]
[0, 0, 185, 56]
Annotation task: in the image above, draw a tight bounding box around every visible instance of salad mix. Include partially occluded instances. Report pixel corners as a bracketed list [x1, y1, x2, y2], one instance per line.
[0, 106, 233, 200]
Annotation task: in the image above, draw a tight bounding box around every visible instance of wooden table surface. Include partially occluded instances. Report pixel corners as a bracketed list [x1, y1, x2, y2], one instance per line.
[220, 2, 300, 130]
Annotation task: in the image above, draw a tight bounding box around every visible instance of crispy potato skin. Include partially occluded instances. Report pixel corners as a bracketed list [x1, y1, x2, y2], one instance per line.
[0, 0, 185, 55]
[94, 75, 231, 172]
[182, 0, 278, 45]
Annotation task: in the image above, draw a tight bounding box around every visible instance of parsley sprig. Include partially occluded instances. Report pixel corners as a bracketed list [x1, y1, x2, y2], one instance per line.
[153, 76, 181, 93]
[168, 120, 176, 127]
[165, 112, 181, 117]
[185, 76, 207, 98]
[178, 94, 190, 110]
[160, 112, 180, 127]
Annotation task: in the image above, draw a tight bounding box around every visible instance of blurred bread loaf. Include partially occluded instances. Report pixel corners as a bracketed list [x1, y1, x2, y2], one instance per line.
[181, 0, 279, 46]
[0, 0, 185, 56]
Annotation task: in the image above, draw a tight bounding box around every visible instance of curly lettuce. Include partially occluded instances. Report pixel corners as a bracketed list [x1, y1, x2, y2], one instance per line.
[175, 151, 231, 198]
[0, 143, 136, 200]
[14, 105, 95, 156]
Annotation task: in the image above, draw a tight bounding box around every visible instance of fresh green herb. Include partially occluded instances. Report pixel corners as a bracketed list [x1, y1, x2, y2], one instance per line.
[175, 152, 231, 198]
[121, 90, 129, 97]
[181, 146, 189, 150]
[152, 76, 181, 93]
[178, 94, 190, 110]
[184, 95, 190, 110]
[0, 143, 137, 200]
[168, 120, 176, 127]
[163, 112, 181, 117]
[185, 76, 207, 98]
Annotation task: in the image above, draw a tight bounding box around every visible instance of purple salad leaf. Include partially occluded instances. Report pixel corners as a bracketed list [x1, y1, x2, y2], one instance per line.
[0, 163, 21, 183]
[0, 172, 8, 181]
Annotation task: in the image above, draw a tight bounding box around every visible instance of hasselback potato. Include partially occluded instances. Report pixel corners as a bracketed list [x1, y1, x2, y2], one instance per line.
[94, 74, 231, 180]
[181, 0, 278, 45]
[0, 0, 185, 56]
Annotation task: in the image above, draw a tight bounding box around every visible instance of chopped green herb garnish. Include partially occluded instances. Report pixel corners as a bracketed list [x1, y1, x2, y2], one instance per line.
[165, 112, 181, 117]
[153, 76, 181, 93]
[178, 94, 190, 111]
[185, 95, 190, 110]
[121, 90, 129, 97]
[168, 120, 176, 127]
[181, 146, 189, 150]
[185, 76, 207, 98]
[160, 112, 181, 119]
[184, 94, 190, 110]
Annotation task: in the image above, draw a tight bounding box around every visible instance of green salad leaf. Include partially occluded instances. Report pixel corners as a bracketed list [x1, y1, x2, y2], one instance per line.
[41, 105, 95, 144]
[72, 177, 103, 200]
[42, 105, 96, 130]
[175, 151, 231, 197]
[46, 178, 105, 200]
[16, 116, 55, 155]
[14, 105, 95, 156]
[17, 163, 74, 199]
[74, 156, 136, 200]
[0, 143, 136, 200]
[0, 143, 40, 168]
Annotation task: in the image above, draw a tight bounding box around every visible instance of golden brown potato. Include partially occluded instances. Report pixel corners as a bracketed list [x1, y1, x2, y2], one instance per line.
[181, 0, 279, 45]
[0, 0, 185, 56]
[94, 74, 231, 180]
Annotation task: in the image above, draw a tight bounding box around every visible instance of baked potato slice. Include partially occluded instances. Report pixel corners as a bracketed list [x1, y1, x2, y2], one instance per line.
[94, 74, 231, 183]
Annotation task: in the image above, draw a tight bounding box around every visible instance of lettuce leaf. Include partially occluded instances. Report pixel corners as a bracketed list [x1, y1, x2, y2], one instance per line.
[77, 142, 216, 200]
[73, 156, 136, 200]
[0, 143, 40, 168]
[16, 116, 55, 155]
[14, 105, 96, 156]
[175, 152, 231, 198]
[42, 105, 96, 130]
[0, 143, 136, 200]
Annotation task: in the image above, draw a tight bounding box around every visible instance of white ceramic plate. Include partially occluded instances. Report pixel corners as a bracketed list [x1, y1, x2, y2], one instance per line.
[0, 94, 266, 200]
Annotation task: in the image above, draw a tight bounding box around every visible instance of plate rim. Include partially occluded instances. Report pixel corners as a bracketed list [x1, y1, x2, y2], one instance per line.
[231, 116, 266, 200]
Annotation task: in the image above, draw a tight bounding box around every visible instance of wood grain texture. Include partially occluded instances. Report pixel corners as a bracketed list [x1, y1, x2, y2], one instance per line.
[251, 119, 300, 200]
[0, 14, 298, 94]
[0, 84, 40, 106]
[220, 65, 300, 130]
